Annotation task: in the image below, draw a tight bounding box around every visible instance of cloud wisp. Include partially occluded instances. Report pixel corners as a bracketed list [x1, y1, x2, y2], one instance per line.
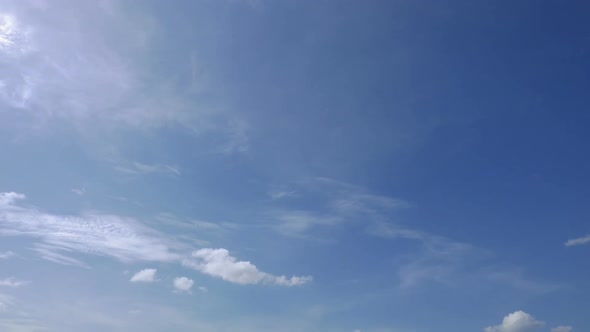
[0, 251, 15, 259]
[183, 248, 312, 286]
[0, 277, 28, 287]
[552, 327, 573, 332]
[130, 269, 158, 283]
[0, 192, 179, 266]
[565, 234, 590, 247]
[114, 162, 181, 177]
[266, 178, 557, 292]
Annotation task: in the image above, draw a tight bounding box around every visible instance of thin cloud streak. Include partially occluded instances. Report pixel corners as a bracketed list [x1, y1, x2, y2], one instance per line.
[565, 234, 590, 247]
[114, 162, 181, 177]
[0, 277, 29, 287]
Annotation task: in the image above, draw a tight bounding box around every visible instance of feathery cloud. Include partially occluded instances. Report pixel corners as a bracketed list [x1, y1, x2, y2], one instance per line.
[0, 192, 179, 266]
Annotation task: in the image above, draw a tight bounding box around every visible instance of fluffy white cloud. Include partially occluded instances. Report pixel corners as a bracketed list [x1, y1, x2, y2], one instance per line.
[485, 311, 544, 332]
[552, 326, 572, 332]
[0, 192, 179, 266]
[130, 269, 157, 283]
[173, 277, 194, 292]
[183, 248, 311, 286]
[0, 277, 28, 287]
[565, 235, 590, 246]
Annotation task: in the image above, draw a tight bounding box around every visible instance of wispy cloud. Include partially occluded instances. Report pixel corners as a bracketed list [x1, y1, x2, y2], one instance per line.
[485, 268, 562, 294]
[32, 244, 90, 268]
[0, 192, 310, 287]
[269, 178, 556, 291]
[265, 177, 409, 238]
[0, 192, 179, 266]
[0, 277, 29, 287]
[268, 190, 297, 200]
[271, 210, 342, 237]
[552, 326, 573, 332]
[0, 251, 15, 259]
[155, 213, 237, 233]
[0, 294, 11, 312]
[114, 162, 180, 177]
[183, 248, 311, 286]
[71, 188, 85, 196]
[130, 269, 157, 283]
[565, 234, 590, 247]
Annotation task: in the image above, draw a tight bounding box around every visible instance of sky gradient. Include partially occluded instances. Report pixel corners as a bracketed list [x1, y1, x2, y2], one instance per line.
[1, 1, 590, 331]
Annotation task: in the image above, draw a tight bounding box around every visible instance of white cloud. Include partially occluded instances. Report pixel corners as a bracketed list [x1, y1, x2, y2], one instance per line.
[0, 251, 15, 259]
[0, 192, 25, 206]
[173, 277, 194, 292]
[0, 277, 28, 287]
[130, 269, 157, 283]
[565, 234, 590, 247]
[183, 248, 312, 286]
[552, 326, 573, 332]
[485, 311, 545, 332]
[0, 191, 179, 266]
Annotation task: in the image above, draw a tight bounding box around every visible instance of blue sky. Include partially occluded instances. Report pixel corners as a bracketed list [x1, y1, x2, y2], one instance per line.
[0, 0, 589, 331]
